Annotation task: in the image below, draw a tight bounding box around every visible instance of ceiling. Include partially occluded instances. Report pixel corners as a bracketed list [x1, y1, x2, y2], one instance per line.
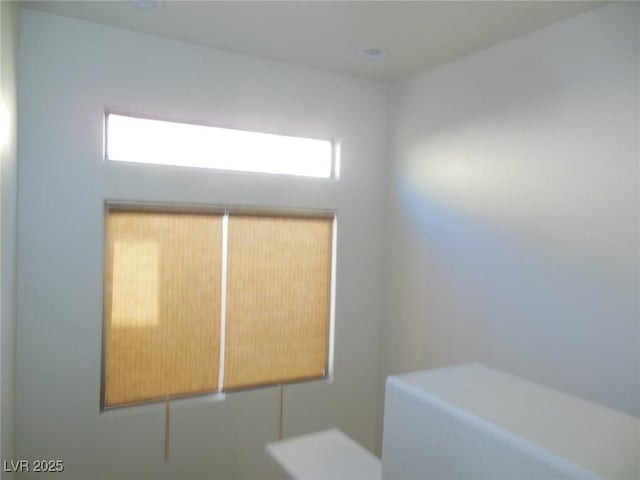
[20, 1, 604, 81]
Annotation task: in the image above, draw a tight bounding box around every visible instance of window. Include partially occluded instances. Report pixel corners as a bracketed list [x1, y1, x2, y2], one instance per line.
[102, 205, 334, 409]
[105, 113, 334, 178]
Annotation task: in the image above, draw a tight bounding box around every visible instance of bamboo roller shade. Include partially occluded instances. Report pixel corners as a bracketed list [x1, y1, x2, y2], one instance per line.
[104, 211, 222, 407]
[224, 215, 332, 390]
[104, 210, 332, 407]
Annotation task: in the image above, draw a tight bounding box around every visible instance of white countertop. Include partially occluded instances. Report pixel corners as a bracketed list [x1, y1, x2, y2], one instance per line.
[266, 428, 381, 480]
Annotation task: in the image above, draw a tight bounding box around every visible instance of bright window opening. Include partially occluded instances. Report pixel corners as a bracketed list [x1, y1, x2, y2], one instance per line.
[105, 113, 334, 178]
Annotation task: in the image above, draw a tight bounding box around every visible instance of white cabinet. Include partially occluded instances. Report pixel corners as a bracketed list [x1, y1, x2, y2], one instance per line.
[382, 364, 639, 480]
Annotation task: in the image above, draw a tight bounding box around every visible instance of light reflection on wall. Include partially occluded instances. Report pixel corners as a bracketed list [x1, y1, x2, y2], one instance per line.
[391, 123, 637, 397]
[400, 128, 517, 214]
[111, 240, 159, 327]
[0, 100, 9, 153]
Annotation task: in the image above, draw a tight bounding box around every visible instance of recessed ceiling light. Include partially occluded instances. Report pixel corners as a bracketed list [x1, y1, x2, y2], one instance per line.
[359, 47, 388, 62]
[129, 0, 162, 10]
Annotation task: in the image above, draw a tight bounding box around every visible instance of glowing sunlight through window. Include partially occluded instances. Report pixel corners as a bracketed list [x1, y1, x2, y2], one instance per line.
[111, 241, 159, 327]
[105, 113, 334, 178]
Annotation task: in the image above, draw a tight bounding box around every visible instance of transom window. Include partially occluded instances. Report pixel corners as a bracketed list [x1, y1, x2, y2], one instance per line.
[105, 113, 335, 178]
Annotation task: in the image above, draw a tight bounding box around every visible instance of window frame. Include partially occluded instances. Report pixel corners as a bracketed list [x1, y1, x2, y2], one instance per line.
[100, 201, 337, 410]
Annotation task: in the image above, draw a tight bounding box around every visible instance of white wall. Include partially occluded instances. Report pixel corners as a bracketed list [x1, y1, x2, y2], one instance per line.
[17, 3, 640, 475]
[17, 10, 387, 479]
[382, 1, 640, 439]
[0, 1, 20, 475]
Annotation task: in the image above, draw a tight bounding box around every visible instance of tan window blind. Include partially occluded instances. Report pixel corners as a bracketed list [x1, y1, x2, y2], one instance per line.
[104, 211, 222, 407]
[224, 215, 332, 390]
[103, 208, 333, 408]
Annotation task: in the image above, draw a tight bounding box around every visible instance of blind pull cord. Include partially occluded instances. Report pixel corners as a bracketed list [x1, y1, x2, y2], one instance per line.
[164, 400, 171, 462]
[278, 384, 285, 441]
